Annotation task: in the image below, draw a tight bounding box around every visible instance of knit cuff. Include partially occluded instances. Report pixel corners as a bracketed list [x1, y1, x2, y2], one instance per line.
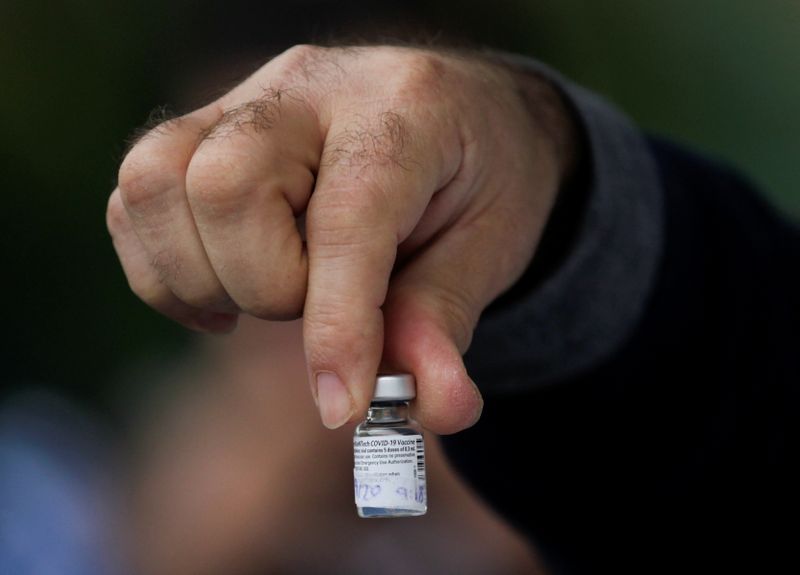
[465, 55, 664, 392]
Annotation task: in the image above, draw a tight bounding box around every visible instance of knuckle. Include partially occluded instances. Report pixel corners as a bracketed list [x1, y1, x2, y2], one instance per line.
[308, 198, 388, 254]
[322, 110, 411, 169]
[184, 152, 255, 217]
[283, 43, 323, 64]
[311, 194, 378, 228]
[304, 309, 371, 366]
[148, 248, 182, 285]
[117, 146, 178, 213]
[431, 285, 477, 352]
[210, 99, 279, 138]
[392, 51, 447, 98]
[175, 285, 229, 311]
[272, 44, 324, 79]
[142, 246, 229, 312]
[105, 192, 128, 236]
[265, 44, 346, 98]
[228, 260, 308, 320]
[126, 268, 167, 305]
[237, 282, 305, 320]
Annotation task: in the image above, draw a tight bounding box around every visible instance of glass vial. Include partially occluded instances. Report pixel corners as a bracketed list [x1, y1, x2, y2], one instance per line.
[353, 373, 427, 518]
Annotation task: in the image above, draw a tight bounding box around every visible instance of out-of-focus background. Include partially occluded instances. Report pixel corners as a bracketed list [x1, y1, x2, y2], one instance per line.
[1, 1, 799, 573]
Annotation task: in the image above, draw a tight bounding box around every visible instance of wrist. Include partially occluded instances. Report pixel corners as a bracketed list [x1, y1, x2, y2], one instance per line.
[480, 55, 590, 311]
[507, 63, 582, 188]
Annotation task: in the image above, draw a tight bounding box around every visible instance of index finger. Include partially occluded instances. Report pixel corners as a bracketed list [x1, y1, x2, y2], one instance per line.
[304, 104, 460, 429]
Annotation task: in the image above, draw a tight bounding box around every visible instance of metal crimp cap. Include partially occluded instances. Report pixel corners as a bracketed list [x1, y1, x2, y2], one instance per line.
[372, 373, 416, 402]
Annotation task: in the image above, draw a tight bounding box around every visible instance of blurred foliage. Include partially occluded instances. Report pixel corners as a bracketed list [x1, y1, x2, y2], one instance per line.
[1, 0, 798, 415]
[516, 0, 800, 216]
[1, 0, 187, 412]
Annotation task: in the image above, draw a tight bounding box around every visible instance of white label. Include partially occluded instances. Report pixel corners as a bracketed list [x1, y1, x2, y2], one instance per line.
[353, 434, 426, 510]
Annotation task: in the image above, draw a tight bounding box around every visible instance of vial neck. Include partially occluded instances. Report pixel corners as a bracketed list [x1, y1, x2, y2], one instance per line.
[367, 402, 409, 424]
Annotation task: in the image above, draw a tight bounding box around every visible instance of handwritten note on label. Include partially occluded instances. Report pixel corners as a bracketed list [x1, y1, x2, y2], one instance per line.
[353, 434, 426, 511]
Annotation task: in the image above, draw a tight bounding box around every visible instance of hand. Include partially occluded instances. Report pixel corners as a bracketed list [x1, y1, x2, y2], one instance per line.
[107, 45, 575, 434]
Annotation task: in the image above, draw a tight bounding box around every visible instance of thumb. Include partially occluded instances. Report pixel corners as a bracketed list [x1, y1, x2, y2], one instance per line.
[382, 214, 537, 435]
[382, 291, 483, 435]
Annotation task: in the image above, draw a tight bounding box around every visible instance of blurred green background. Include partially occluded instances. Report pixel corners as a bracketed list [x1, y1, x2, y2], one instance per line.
[2, 0, 798, 417]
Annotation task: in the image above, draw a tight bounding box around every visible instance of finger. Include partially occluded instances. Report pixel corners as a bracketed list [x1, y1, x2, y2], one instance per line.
[304, 107, 462, 429]
[117, 104, 237, 312]
[382, 200, 546, 435]
[185, 89, 319, 319]
[107, 189, 238, 333]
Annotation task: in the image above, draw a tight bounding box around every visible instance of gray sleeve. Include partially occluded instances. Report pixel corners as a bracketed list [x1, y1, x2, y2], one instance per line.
[464, 55, 665, 393]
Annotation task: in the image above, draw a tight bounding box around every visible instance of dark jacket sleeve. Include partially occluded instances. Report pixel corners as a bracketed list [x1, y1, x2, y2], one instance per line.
[441, 57, 800, 574]
[465, 55, 665, 389]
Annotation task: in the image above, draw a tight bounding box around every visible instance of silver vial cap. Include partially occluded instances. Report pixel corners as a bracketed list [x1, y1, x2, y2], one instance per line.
[372, 373, 416, 402]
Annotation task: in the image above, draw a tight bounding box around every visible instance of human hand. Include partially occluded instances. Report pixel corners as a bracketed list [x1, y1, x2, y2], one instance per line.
[107, 45, 575, 434]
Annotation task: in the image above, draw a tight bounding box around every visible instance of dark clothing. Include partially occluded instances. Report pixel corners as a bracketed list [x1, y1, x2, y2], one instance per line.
[442, 58, 800, 573]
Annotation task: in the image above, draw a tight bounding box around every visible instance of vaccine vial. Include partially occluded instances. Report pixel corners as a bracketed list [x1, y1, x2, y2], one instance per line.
[353, 373, 427, 518]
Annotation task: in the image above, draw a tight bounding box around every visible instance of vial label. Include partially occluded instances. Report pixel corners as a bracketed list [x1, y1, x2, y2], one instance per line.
[353, 434, 426, 511]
